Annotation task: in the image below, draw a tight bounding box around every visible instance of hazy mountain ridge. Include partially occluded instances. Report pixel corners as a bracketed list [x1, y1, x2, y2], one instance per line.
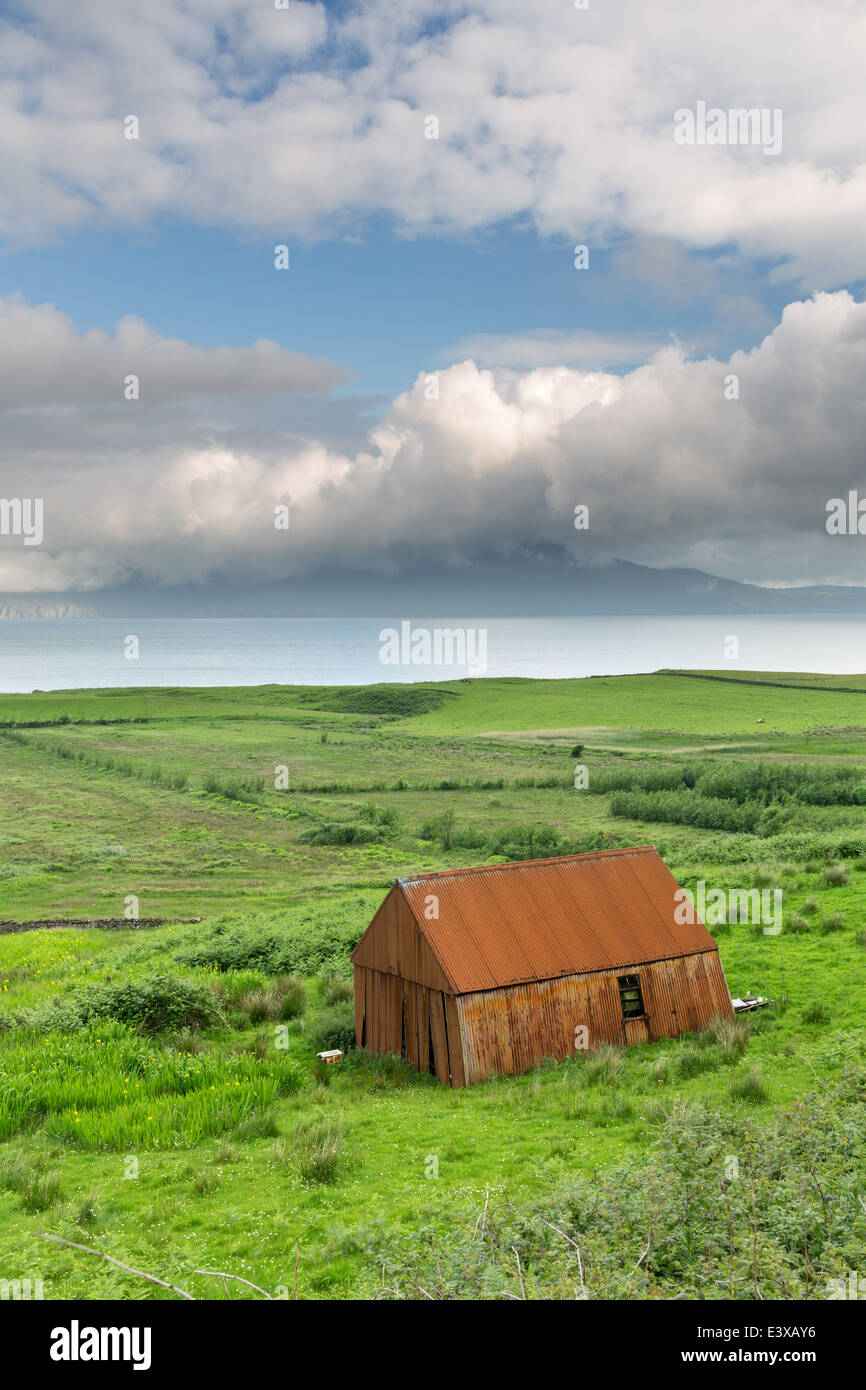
[3, 559, 866, 619]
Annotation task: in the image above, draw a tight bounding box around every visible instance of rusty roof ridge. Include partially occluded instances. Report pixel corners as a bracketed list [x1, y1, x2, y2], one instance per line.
[398, 844, 657, 884]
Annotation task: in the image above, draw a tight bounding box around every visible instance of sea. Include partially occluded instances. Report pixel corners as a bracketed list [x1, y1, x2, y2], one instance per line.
[1, 615, 865, 692]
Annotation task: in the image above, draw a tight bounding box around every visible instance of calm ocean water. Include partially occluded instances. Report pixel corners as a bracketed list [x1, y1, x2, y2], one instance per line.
[1, 616, 866, 693]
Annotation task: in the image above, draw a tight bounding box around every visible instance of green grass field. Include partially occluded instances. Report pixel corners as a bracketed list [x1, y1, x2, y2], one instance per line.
[1, 671, 865, 1300]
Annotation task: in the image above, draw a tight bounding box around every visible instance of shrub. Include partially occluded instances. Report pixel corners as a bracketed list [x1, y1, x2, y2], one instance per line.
[429, 808, 456, 850]
[298, 822, 382, 846]
[358, 802, 401, 832]
[175, 914, 361, 978]
[77, 974, 222, 1034]
[310, 1001, 356, 1054]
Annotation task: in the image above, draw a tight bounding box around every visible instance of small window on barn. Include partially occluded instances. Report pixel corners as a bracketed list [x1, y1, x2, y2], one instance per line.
[618, 974, 644, 1020]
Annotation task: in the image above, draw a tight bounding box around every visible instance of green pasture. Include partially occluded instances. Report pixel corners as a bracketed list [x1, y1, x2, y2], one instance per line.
[1, 670, 865, 1299]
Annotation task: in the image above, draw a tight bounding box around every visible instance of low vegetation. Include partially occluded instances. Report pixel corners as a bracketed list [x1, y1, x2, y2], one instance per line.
[1, 671, 865, 1298]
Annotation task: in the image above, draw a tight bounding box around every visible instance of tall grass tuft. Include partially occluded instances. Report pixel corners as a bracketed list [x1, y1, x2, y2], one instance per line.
[729, 1069, 769, 1103]
[293, 1116, 345, 1184]
[320, 972, 353, 1007]
[583, 1045, 623, 1088]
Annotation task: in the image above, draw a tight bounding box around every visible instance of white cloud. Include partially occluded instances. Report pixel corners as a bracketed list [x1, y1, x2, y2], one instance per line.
[4, 290, 866, 593]
[441, 329, 670, 370]
[0, 294, 352, 406]
[2, 1, 866, 284]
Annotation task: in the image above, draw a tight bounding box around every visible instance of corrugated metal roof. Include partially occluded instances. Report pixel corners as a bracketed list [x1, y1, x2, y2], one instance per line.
[398, 846, 719, 994]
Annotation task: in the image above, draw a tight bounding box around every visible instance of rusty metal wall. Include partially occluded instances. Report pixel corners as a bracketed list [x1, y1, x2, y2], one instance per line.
[455, 951, 733, 1085]
[353, 965, 463, 1085]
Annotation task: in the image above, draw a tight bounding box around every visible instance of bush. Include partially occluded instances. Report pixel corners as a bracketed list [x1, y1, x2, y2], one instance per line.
[298, 822, 382, 846]
[77, 974, 221, 1034]
[608, 787, 763, 834]
[310, 1001, 356, 1054]
[358, 802, 401, 832]
[175, 914, 362, 978]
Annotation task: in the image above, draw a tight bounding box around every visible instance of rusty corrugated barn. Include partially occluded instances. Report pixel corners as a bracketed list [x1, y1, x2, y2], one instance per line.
[350, 845, 733, 1086]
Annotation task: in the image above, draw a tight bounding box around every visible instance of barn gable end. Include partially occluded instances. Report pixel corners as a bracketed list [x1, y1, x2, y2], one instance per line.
[350, 883, 452, 992]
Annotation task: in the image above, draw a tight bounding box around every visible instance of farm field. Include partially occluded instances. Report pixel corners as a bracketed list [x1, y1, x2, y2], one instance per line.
[1, 670, 865, 1300]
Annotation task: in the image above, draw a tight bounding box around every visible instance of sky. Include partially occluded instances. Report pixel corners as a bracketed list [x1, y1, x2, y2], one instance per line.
[2, 0, 866, 605]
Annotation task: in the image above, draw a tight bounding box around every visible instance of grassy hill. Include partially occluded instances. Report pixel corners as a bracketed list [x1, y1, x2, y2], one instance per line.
[1, 670, 865, 1299]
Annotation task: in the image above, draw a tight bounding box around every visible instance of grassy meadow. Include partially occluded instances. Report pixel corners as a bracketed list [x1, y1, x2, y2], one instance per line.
[1, 671, 865, 1300]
